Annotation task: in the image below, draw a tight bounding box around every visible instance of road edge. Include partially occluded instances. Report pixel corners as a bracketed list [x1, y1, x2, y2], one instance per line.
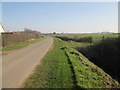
[20, 37, 54, 88]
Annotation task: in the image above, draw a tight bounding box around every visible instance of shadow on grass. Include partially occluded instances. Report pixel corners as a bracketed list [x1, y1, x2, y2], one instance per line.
[76, 38, 120, 83]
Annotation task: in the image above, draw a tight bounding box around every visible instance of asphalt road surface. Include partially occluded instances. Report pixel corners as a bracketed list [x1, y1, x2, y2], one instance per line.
[2, 37, 54, 88]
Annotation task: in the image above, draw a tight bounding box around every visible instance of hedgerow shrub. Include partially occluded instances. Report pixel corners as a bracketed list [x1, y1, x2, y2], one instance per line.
[2, 33, 42, 47]
[76, 37, 120, 82]
[55, 36, 92, 43]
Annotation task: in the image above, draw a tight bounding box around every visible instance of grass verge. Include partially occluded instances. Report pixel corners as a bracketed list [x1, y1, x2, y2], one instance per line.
[24, 38, 74, 88]
[24, 37, 119, 88]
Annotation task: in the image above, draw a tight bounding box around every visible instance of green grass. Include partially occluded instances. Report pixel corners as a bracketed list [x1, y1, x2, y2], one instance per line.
[65, 48, 119, 88]
[1, 37, 45, 51]
[24, 38, 74, 88]
[24, 37, 119, 88]
[58, 38, 92, 48]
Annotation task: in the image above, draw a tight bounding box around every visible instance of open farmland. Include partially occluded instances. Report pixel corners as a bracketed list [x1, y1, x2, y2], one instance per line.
[2, 2, 119, 89]
[24, 35, 120, 88]
[59, 33, 119, 43]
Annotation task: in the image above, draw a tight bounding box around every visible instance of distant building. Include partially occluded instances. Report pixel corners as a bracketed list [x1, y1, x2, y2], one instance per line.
[53, 32, 56, 35]
[0, 24, 7, 34]
[101, 31, 111, 34]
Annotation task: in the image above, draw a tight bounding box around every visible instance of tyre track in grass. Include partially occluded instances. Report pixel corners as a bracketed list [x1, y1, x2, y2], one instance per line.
[61, 47, 81, 88]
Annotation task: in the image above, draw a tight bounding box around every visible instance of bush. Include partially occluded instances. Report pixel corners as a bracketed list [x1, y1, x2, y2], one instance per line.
[2, 33, 42, 47]
[76, 38, 120, 82]
[55, 36, 92, 43]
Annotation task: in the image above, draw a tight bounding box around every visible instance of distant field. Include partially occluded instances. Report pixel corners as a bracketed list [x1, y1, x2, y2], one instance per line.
[63, 33, 119, 43]
[24, 37, 119, 88]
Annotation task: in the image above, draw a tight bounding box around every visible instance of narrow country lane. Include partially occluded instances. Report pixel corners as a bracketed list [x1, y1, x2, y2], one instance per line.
[2, 37, 54, 88]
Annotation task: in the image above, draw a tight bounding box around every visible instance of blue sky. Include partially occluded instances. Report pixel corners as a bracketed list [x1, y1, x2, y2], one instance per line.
[2, 2, 118, 33]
